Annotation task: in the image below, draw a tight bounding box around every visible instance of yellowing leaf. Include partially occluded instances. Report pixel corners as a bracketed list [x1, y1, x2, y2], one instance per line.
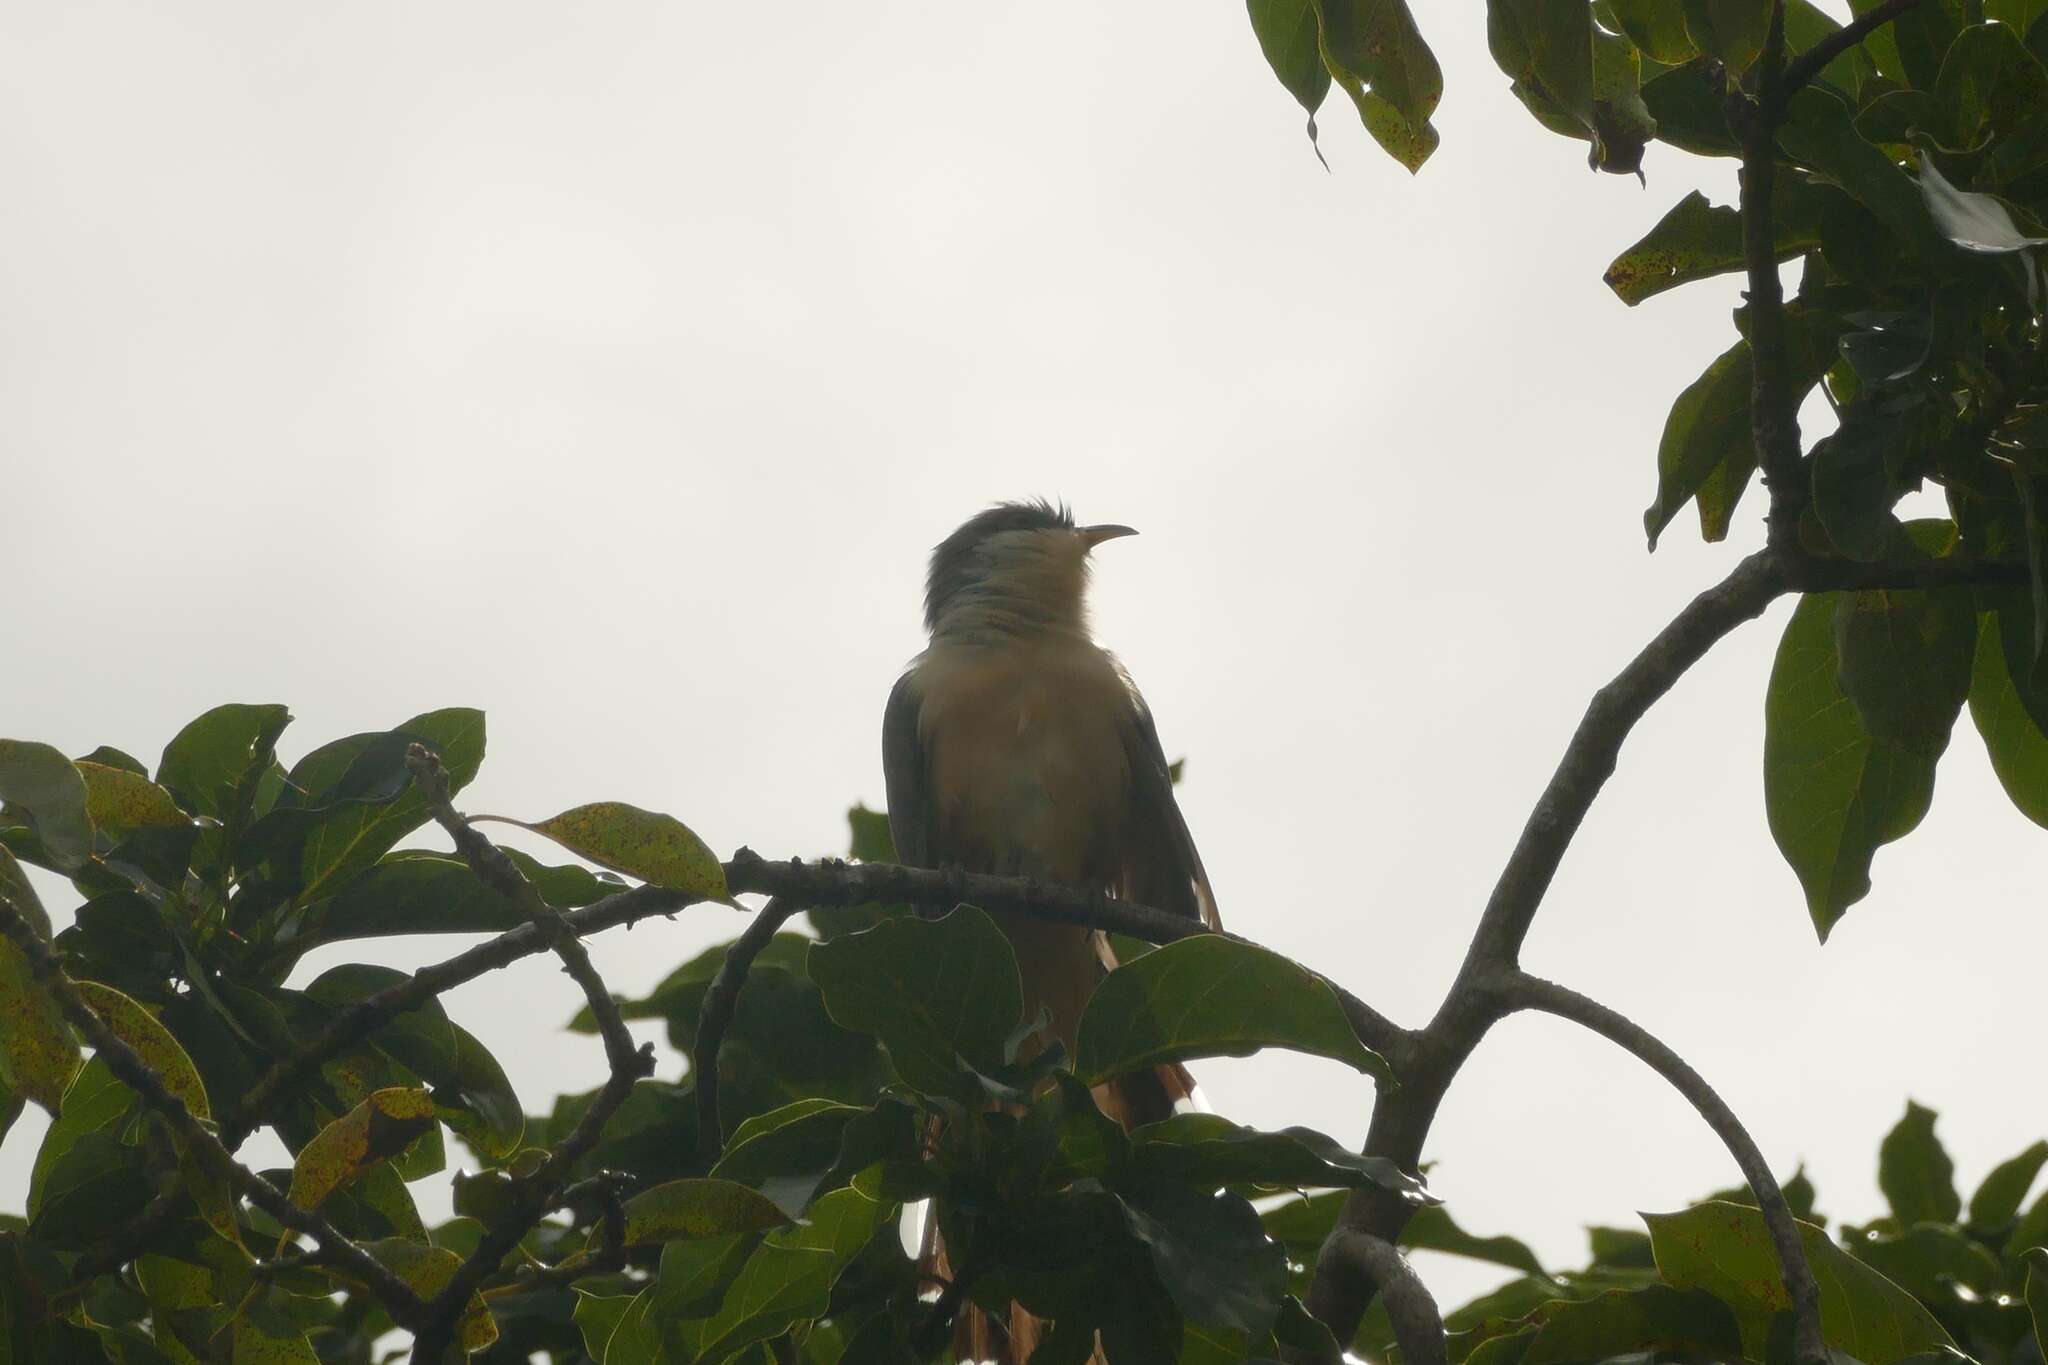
[486, 802, 727, 899]
[76, 762, 189, 840]
[232, 1319, 320, 1364]
[360, 1239, 499, 1352]
[76, 981, 210, 1121]
[621, 1177, 790, 1246]
[0, 871, 80, 1113]
[287, 1087, 436, 1211]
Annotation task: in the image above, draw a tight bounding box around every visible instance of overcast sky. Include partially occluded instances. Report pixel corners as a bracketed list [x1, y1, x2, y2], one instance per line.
[5, 0, 2043, 1313]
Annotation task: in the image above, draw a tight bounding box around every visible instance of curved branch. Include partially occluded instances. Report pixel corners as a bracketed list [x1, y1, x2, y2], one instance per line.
[694, 896, 802, 1159]
[1490, 969, 1824, 1365]
[1315, 1230, 1444, 1365]
[0, 901, 429, 1325]
[1308, 547, 1789, 1341]
[1784, 0, 1922, 95]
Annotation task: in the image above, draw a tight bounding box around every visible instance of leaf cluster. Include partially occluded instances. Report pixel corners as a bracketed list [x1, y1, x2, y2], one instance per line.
[1269, 1101, 2048, 1365]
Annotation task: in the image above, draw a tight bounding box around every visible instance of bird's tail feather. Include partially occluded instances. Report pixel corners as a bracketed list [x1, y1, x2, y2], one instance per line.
[915, 1062, 1196, 1364]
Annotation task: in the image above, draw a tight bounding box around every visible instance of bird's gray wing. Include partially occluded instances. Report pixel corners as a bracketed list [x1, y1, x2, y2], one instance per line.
[881, 670, 932, 868]
[1118, 691, 1221, 931]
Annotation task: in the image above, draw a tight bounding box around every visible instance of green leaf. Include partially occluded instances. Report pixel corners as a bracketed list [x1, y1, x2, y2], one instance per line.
[1642, 58, 1742, 156]
[1489, 0, 1596, 128]
[286, 1086, 437, 1211]
[1313, 0, 1443, 171]
[1833, 583, 1976, 755]
[1646, 1201, 1954, 1363]
[575, 1289, 641, 1364]
[1779, 90, 1938, 248]
[806, 906, 1022, 1099]
[434, 1019, 525, 1161]
[1248, 0, 1332, 118]
[1968, 1139, 2048, 1229]
[1764, 592, 1941, 940]
[28, 1128, 154, 1250]
[303, 963, 459, 1112]
[1786, 0, 1875, 95]
[155, 703, 291, 821]
[0, 740, 94, 869]
[1606, 190, 1825, 307]
[1844, 1223, 2004, 1299]
[293, 707, 486, 904]
[1075, 935, 1386, 1085]
[1889, 0, 1970, 91]
[1402, 1203, 1550, 1278]
[308, 848, 620, 945]
[1812, 411, 1909, 563]
[2026, 1249, 2048, 1365]
[620, 1178, 790, 1246]
[1682, 0, 1769, 70]
[1937, 21, 2048, 151]
[1879, 1100, 1961, 1226]
[1125, 1113, 1431, 1201]
[711, 1099, 867, 1217]
[1511, 1285, 1744, 1365]
[1120, 1181, 1286, 1338]
[1968, 609, 2048, 825]
[667, 1184, 893, 1362]
[1603, 0, 1697, 63]
[483, 800, 727, 900]
[1643, 338, 1754, 549]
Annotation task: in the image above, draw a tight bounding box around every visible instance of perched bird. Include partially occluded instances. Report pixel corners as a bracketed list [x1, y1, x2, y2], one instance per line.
[882, 499, 1221, 1111]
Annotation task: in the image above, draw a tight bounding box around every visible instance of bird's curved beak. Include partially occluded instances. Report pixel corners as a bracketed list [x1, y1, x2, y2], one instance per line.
[1080, 523, 1139, 548]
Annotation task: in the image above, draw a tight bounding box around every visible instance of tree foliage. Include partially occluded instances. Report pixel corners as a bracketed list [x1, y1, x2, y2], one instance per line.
[4, 0, 2048, 1362]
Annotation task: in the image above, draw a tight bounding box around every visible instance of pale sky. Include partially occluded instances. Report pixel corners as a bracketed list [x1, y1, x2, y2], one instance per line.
[4, 0, 2042, 1314]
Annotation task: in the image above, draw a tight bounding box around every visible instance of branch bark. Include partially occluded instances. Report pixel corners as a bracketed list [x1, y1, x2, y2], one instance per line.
[693, 896, 803, 1160]
[1313, 1230, 1444, 1365]
[404, 746, 657, 1364]
[1489, 969, 1824, 1365]
[1783, 0, 1922, 95]
[0, 899, 429, 1326]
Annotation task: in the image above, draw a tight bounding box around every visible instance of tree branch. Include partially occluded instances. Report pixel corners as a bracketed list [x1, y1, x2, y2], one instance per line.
[0, 899, 429, 1325]
[1308, 547, 1789, 1340]
[403, 746, 657, 1364]
[723, 852, 1408, 1060]
[1743, 1, 1804, 542]
[1489, 969, 1824, 1365]
[1783, 0, 1922, 95]
[694, 896, 803, 1160]
[1313, 1230, 1443, 1365]
[225, 855, 1406, 1157]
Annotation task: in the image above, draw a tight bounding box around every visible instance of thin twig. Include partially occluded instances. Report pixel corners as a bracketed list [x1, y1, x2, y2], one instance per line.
[0, 899, 428, 1324]
[1306, 548, 1788, 1341]
[694, 896, 803, 1160]
[1489, 969, 1824, 1365]
[404, 746, 656, 1364]
[1743, 0, 1803, 542]
[1783, 0, 1922, 94]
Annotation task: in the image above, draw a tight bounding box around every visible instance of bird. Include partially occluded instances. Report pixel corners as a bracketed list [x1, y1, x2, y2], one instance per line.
[883, 499, 1222, 1359]
[883, 499, 1221, 1060]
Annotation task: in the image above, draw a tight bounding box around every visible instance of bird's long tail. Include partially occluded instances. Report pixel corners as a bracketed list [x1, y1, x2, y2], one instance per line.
[914, 917, 1205, 1360]
[915, 1062, 1200, 1364]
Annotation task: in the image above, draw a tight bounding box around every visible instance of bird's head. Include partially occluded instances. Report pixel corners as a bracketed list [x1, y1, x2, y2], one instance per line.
[924, 499, 1137, 640]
